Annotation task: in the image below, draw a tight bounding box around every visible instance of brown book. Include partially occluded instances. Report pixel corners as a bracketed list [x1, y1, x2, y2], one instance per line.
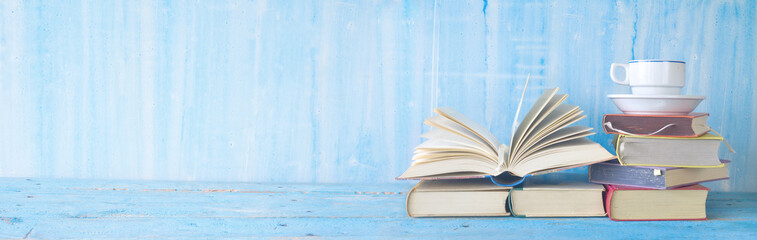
[602, 113, 710, 137]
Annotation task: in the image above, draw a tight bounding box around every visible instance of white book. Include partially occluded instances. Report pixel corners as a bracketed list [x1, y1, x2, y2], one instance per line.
[397, 88, 615, 186]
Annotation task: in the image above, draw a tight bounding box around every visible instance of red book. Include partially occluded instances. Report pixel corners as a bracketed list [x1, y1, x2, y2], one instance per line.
[605, 184, 709, 221]
[602, 113, 710, 137]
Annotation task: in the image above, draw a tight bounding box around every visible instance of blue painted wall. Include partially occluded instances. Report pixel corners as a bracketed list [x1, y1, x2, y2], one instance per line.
[0, 0, 754, 191]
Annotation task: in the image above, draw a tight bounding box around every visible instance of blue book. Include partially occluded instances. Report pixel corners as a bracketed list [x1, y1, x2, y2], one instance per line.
[589, 160, 729, 189]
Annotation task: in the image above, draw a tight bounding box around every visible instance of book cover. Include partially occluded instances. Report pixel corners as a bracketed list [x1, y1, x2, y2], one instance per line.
[602, 113, 709, 137]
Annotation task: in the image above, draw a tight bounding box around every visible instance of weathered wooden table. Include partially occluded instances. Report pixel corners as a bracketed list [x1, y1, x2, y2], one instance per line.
[0, 178, 754, 239]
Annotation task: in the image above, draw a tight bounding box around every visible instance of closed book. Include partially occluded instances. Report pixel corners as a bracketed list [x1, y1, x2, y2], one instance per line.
[614, 133, 724, 168]
[509, 174, 605, 217]
[406, 178, 511, 217]
[605, 184, 709, 221]
[589, 160, 729, 189]
[603, 113, 710, 137]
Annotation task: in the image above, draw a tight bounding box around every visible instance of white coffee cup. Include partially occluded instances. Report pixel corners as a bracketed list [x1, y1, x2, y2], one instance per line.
[610, 60, 685, 95]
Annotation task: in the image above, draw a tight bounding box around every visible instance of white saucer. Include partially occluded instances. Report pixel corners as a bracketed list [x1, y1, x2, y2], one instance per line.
[607, 94, 705, 115]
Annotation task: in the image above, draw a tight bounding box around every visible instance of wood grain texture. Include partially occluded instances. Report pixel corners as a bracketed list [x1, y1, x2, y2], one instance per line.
[0, 1, 755, 191]
[0, 178, 755, 239]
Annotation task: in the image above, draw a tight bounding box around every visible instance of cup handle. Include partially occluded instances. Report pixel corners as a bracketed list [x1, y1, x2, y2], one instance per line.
[610, 63, 629, 85]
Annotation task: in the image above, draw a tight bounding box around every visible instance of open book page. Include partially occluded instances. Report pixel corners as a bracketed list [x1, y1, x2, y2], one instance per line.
[401, 108, 505, 180]
[510, 104, 584, 164]
[526, 104, 580, 138]
[414, 140, 498, 162]
[407, 172, 491, 180]
[507, 88, 559, 166]
[513, 94, 568, 155]
[417, 129, 498, 160]
[421, 128, 480, 144]
[520, 105, 582, 148]
[434, 107, 502, 152]
[508, 138, 615, 177]
[412, 151, 496, 165]
[398, 87, 615, 183]
[397, 158, 500, 179]
[517, 126, 595, 159]
[511, 75, 531, 134]
[509, 94, 568, 164]
[424, 115, 493, 154]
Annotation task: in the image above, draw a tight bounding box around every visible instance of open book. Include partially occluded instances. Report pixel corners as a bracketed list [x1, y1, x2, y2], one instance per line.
[397, 88, 615, 186]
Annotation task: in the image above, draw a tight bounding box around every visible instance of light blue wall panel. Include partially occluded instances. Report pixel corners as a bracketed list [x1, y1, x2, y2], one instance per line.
[0, 0, 754, 191]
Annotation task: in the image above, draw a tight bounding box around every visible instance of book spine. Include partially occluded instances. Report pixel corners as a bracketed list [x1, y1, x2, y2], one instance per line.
[613, 135, 625, 165]
[487, 174, 529, 187]
[604, 184, 616, 220]
[589, 164, 667, 189]
[405, 184, 418, 217]
[506, 190, 524, 218]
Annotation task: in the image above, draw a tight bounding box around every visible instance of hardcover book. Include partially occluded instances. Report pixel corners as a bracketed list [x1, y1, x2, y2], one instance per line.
[614, 133, 724, 168]
[405, 178, 511, 217]
[590, 160, 729, 189]
[602, 113, 710, 137]
[605, 184, 709, 221]
[508, 174, 606, 217]
[397, 88, 615, 186]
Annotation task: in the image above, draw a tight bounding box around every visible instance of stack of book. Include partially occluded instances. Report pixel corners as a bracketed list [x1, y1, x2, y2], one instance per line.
[405, 174, 607, 217]
[397, 88, 616, 218]
[590, 113, 730, 221]
[396, 88, 731, 219]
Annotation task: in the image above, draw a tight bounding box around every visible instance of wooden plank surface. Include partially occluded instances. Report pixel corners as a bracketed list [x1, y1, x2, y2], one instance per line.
[0, 178, 755, 239]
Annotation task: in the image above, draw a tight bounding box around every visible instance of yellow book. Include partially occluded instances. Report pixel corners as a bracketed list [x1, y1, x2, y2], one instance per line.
[614, 133, 725, 168]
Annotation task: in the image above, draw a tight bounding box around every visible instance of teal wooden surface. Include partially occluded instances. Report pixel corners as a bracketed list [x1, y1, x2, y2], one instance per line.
[0, 0, 756, 191]
[0, 178, 755, 239]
